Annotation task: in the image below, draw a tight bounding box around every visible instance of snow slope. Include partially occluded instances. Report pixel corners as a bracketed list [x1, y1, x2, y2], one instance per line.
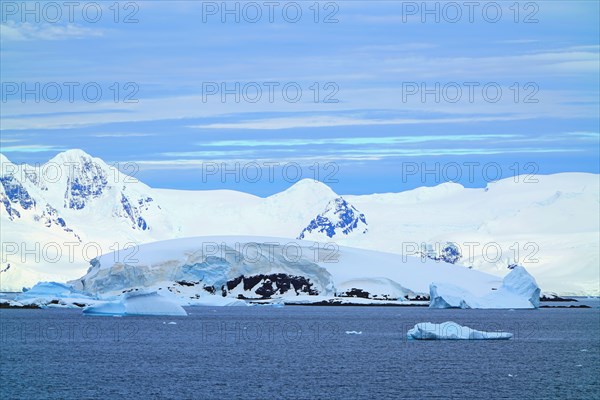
[1, 150, 598, 295]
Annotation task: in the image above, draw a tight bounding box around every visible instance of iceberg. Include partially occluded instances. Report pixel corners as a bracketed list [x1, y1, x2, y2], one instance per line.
[83, 292, 187, 316]
[501, 265, 541, 308]
[429, 266, 540, 309]
[407, 321, 513, 340]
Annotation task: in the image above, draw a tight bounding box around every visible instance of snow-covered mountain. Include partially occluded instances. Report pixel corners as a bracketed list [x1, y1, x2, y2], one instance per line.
[1, 150, 599, 295]
[1, 150, 171, 236]
[0, 150, 174, 286]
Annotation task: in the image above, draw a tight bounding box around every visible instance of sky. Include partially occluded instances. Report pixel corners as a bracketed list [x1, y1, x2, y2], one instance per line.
[1, 0, 599, 196]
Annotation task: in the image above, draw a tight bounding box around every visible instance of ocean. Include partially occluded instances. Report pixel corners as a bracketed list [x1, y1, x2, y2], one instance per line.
[1, 305, 599, 399]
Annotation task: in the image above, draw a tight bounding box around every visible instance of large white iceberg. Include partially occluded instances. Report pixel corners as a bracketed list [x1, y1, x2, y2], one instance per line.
[83, 291, 187, 316]
[429, 266, 540, 309]
[407, 321, 513, 340]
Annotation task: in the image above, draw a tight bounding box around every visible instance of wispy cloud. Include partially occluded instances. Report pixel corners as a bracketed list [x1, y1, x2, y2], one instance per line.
[496, 39, 540, 44]
[131, 147, 581, 171]
[159, 150, 259, 158]
[189, 115, 530, 130]
[564, 131, 600, 139]
[92, 133, 155, 138]
[193, 134, 520, 147]
[381, 47, 600, 77]
[0, 22, 104, 41]
[132, 156, 380, 170]
[0, 144, 67, 153]
[0, 138, 21, 144]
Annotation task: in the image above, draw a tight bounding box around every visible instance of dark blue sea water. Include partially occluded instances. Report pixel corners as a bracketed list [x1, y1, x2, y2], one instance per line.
[1, 306, 599, 399]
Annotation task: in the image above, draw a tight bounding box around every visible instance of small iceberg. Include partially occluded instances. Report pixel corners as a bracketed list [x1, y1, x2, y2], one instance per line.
[345, 331, 363, 335]
[84, 292, 187, 316]
[407, 321, 512, 340]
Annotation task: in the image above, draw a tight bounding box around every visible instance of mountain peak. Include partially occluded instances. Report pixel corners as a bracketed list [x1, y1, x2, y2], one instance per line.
[0, 153, 13, 170]
[276, 178, 337, 199]
[298, 196, 368, 239]
[49, 149, 98, 165]
[42, 150, 114, 210]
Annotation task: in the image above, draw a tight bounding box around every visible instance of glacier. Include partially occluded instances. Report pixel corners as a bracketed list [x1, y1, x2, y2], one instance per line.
[429, 266, 541, 309]
[83, 291, 187, 316]
[407, 321, 513, 340]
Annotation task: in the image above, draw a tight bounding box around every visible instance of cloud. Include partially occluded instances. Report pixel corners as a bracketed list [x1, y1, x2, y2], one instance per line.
[564, 131, 600, 139]
[92, 133, 155, 138]
[1, 82, 595, 131]
[0, 22, 104, 41]
[0, 144, 67, 153]
[189, 115, 530, 130]
[496, 39, 541, 44]
[130, 146, 581, 170]
[0, 138, 21, 144]
[159, 150, 259, 158]
[131, 156, 380, 170]
[381, 48, 600, 77]
[192, 134, 520, 147]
